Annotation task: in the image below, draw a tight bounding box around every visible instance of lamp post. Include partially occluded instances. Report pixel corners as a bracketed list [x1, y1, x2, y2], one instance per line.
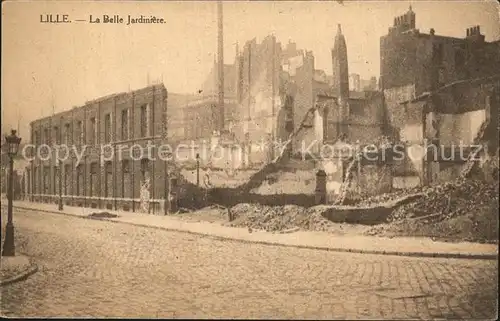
[2, 130, 22, 257]
[163, 151, 172, 216]
[58, 159, 63, 211]
[196, 153, 200, 186]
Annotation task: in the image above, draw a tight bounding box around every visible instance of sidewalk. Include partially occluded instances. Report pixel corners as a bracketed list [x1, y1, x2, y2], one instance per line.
[0, 255, 38, 286]
[5, 199, 498, 260]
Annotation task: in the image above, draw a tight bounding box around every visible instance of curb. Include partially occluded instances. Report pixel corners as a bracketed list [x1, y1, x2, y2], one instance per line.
[1, 258, 39, 287]
[11, 205, 499, 261]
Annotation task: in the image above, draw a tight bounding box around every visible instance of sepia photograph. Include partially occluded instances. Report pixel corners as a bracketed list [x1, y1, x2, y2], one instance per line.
[1, 0, 499, 318]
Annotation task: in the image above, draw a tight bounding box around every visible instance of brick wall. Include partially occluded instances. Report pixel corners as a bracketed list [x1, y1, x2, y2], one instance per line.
[30, 84, 168, 213]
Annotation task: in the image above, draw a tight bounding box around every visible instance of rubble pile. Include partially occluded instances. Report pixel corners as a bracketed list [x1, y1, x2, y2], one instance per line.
[365, 178, 499, 243]
[228, 203, 309, 232]
[226, 203, 363, 234]
[389, 178, 499, 223]
[352, 188, 421, 207]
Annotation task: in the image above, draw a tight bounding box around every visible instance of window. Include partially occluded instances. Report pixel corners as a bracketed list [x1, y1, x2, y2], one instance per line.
[64, 124, 71, 145]
[32, 131, 40, 149]
[89, 162, 98, 197]
[140, 104, 149, 137]
[64, 164, 71, 195]
[121, 109, 129, 140]
[433, 43, 443, 64]
[122, 160, 131, 198]
[53, 126, 60, 145]
[43, 166, 49, 194]
[44, 128, 50, 145]
[455, 49, 465, 69]
[104, 161, 112, 197]
[76, 165, 83, 196]
[140, 159, 150, 182]
[104, 114, 111, 143]
[33, 167, 38, 195]
[89, 117, 96, 145]
[53, 166, 58, 195]
[438, 68, 445, 87]
[76, 121, 83, 145]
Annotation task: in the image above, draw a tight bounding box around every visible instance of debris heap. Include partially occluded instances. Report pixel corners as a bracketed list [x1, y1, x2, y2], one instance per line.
[365, 178, 499, 243]
[225, 203, 365, 234]
[389, 178, 499, 223]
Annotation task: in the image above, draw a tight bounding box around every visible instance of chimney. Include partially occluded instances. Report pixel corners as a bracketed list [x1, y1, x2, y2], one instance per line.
[466, 25, 485, 42]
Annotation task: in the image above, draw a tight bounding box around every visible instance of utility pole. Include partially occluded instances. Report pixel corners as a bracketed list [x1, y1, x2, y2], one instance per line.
[217, 0, 225, 132]
[58, 159, 63, 210]
[196, 153, 200, 186]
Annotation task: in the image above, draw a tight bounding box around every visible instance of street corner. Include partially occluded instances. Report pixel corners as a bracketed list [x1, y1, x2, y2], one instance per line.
[1, 254, 39, 286]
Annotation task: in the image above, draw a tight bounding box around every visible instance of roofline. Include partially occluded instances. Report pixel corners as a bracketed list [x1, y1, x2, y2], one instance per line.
[400, 74, 500, 104]
[30, 84, 167, 124]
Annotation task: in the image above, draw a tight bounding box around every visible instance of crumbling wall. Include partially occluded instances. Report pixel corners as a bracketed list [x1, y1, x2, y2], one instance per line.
[291, 54, 316, 153]
[384, 85, 425, 182]
[383, 84, 418, 139]
[320, 158, 345, 203]
[347, 163, 393, 201]
[438, 109, 487, 146]
[347, 92, 385, 144]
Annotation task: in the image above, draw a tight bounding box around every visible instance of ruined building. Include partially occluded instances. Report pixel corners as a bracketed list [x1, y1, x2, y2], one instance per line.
[313, 24, 386, 148]
[175, 36, 335, 167]
[381, 6, 500, 186]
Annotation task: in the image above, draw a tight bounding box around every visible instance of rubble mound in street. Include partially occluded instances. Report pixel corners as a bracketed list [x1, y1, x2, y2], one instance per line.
[389, 178, 499, 222]
[349, 188, 423, 208]
[88, 212, 119, 219]
[226, 203, 307, 232]
[365, 178, 499, 243]
[225, 203, 369, 234]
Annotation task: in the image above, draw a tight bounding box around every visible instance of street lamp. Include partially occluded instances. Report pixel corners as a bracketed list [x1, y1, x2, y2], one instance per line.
[163, 151, 172, 216]
[2, 129, 22, 257]
[58, 159, 63, 211]
[196, 153, 200, 186]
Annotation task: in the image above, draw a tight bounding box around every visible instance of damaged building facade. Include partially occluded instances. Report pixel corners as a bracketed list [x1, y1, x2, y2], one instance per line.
[295, 6, 499, 202]
[381, 6, 500, 187]
[171, 35, 338, 168]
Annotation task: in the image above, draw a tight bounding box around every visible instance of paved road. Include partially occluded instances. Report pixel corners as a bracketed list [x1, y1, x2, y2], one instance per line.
[1, 208, 498, 319]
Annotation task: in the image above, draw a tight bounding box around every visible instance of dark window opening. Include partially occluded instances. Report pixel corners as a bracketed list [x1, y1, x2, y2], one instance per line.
[104, 114, 111, 143]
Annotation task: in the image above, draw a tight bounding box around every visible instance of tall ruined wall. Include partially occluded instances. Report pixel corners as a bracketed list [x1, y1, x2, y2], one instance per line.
[346, 93, 385, 144]
[383, 84, 419, 142]
[233, 36, 282, 145]
[348, 164, 392, 201]
[291, 54, 315, 153]
[384, 84, 424, 180]
[380, 31, 433, 95]
[437, 110, 487, 146]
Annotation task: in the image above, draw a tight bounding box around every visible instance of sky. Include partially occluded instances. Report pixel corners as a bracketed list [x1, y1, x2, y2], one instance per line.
[2, 0, 499, 139]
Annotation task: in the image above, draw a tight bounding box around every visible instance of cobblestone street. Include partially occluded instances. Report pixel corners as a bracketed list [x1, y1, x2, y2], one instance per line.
[1, 208, 498, 319]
